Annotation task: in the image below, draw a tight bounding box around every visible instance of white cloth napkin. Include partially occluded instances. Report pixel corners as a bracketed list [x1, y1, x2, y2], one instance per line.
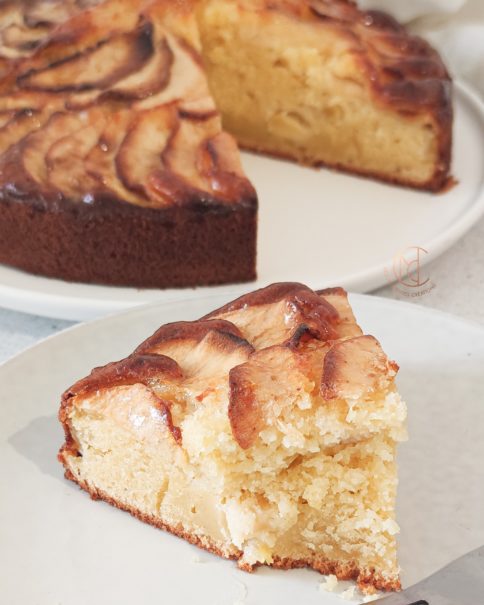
[358, 0, 484, 96]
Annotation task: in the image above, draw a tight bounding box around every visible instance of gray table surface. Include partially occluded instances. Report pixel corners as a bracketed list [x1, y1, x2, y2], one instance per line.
[0, 213, 483, 364]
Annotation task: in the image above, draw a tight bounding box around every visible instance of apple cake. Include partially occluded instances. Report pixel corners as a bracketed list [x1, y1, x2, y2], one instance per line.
[0, 0, 257, 288]
[59, 283, 408, 592]
[0, 0, 452, 288]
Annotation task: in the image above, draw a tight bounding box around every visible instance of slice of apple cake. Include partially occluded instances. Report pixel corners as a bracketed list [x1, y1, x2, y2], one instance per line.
[59, 283, 407, 592]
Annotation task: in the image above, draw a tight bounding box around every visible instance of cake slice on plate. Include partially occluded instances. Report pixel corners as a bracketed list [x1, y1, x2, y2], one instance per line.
[0, 0, 257, 288]
[59, 283, 407, 593]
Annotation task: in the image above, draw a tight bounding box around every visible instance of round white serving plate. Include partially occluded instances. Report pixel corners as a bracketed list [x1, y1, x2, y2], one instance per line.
[0, 81, 483, 322]
[1, 293, 483, 605]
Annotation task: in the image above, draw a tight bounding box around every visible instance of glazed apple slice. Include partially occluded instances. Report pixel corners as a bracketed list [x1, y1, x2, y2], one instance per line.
[196, 131, 258, 203]
[84, 110, 146, 206]
[161, 114, 219, 191]
[61, 351, 185, 448]
[102, 35, 174, 101]
[317, 288, 363, 339]
[66, 32, 173, 110]
[137, 319, 254, 381]
[0, 112, 84, 199]
[115, 105, 178, 203]
[1, 23, 50, 56]
[205, 283, 341, 349]
[321, 335, 399, 400]
[134, 32, 213, 112]
[16, 0, 141, 76]
[22, 112, 87, 191]
[45, 109, 107, 198]
[0, 108, 52, 156]
[229, 345, 312, 449]
[18, 22, 154, 93]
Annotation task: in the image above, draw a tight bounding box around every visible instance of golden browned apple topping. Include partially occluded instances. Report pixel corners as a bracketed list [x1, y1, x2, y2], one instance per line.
[62, 283, 399, 449]
[0, 0, 255, 209]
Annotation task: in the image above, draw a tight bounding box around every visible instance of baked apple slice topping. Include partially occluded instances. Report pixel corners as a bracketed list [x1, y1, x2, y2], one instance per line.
[0, 0, 252, 211]
[84, 110, 146, 206]
[321, 335, 399, 400]
[115, 105, 177, 201]
[229, 346, 313, 449]
[60, 352, 185, 448]
[18, 21, 154, 93]
[206, 283, 340, 348]
[45, 109, 107, 198]
[137, 320, 254, 380]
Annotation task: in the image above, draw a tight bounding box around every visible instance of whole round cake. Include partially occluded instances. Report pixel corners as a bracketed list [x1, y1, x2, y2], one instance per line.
[0, 0, 452, 288]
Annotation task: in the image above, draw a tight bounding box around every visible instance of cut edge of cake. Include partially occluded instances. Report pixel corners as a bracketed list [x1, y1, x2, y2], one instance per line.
[196, 0, 453, 192]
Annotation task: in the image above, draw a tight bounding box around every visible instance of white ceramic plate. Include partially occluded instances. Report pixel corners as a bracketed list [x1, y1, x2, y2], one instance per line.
[1, 82, 483, 321]
[1, 293, 483, 605]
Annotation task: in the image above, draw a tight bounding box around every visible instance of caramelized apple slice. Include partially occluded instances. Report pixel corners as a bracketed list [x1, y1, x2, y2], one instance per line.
[115, 105, 177, 202]
[22, 112, 86, 189]
[46, 109, 107, 197]
[0, 90, 61, 112]
[17, 0, 142, 76]
[64, 352, 183, 400]
[84, 110, 147, 206]
[197, 131, 258, 203]
[61, 352, 184, 446]
[318, 287, 363, 339]
[206, 283, 339, 349]
[229, 346, 312, 449]
[1, 23, 50, 56]
[0, 109, 50, 153]
[138, 320, 254, 380]
[135, 33, 212, 111]
[0, 111, 83, 198]
[101, 36, 174, 101]
[18, 22, 154, 93]
[321, 335, 399, 400]
[65, 27, 174, 109]
[161, 114, 220, 192]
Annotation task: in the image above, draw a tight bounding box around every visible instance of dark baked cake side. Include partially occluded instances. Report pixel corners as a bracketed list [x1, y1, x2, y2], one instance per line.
[0, 194, 257, 288]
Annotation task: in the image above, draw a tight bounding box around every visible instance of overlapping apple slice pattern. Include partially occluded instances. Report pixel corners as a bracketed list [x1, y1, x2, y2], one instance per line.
[0, 0, 254, 208]
[61, 283, 399, 453]
[0, 1, 102, 78]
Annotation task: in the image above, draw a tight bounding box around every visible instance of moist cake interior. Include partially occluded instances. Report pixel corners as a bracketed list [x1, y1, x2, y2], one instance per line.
[196, 0, 452, 190]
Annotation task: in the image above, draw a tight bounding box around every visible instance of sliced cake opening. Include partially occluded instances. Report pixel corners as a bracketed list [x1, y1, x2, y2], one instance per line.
[59, 283, 407, 593]
[196, 0, 452, 190]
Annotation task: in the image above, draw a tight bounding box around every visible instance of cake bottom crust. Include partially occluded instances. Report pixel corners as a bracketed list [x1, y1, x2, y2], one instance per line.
[239, 141, 451, 194]
[62, 466, 401, 594]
